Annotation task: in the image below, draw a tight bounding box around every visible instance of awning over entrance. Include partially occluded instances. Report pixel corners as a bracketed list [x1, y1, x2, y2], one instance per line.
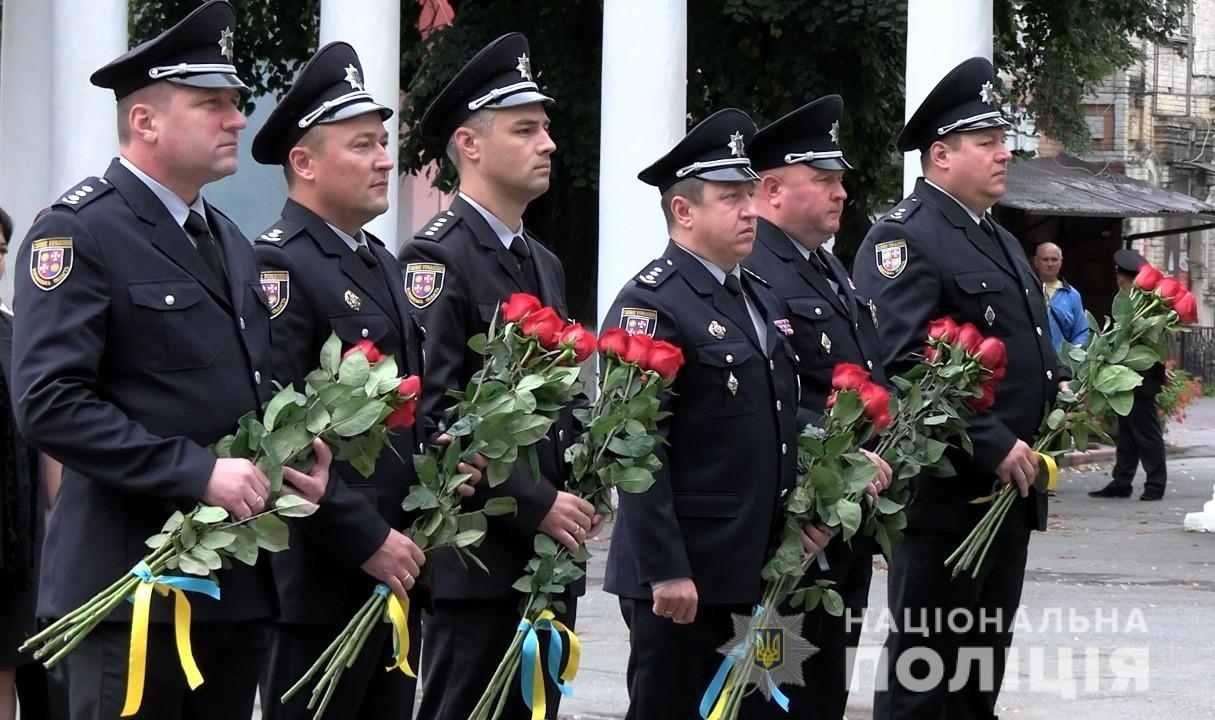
[998, 154, 1215, 218]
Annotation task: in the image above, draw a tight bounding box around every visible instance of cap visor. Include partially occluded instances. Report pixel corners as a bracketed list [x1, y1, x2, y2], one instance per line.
[808, 157, 854, 171]
[320, 100, 395, 124]
[699, 166, 760, 184]
[169, 73, 250, 93]
[490, 90, 555, 109]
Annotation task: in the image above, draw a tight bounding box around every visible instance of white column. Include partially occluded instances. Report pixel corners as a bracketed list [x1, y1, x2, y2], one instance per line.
[50, 0, 127, 193]
[597, 0, 687, 328]
[902, 0, 992, 195]
[320, 0, 401, 250]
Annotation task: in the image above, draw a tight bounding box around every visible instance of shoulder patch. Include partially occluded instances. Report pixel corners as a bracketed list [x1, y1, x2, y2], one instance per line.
[52, 177, 112, 212]
[255, 219, 305, 245]
[881, 197, 921, 225]
[634, 258, 676, 288]
[404, 262, 446, 308]
[619, 307, 658, 337]
[259, 270, 290, 318]
[413, 209, 460, 242]
[874, 238, 908, 279]
[741, 267, 771, 288]
[29, 238, 74, 291]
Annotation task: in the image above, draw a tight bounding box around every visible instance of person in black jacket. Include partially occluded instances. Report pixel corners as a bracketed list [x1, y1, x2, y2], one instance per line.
[397, 33, 596, 720]
[744, 95, 891, 719]
[250, 42, 479, 719]
[1089, 249, 1167, 501]
[603, 108, 830, 719]
[10, 3, 329, 717]
[852, 57, 1067, 720]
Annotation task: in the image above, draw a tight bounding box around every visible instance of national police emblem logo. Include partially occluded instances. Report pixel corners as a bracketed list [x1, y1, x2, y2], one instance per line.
[875, 239, 907, 279]
[259, 271, 290, 318]
[619, 307, 658, 337]
[405, 262, 445, 309]
[716, 609, 817, 704]
[30, 238, 73, 291]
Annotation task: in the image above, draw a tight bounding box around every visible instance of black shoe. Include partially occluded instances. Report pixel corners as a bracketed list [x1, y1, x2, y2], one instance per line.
[1140, 491, 1164, 501]
[1088, 484, 1133, 498]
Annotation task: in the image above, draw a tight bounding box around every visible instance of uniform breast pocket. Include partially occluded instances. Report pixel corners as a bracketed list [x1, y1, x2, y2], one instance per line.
[695, 341, 757, 417]
[329, 313, 391, 347]
[787, 297, 836, 364]
[127, 281, 218, 371]
[954, 271, 1006, 328]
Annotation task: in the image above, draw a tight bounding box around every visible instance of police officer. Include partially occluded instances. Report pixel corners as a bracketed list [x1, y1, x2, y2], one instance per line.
[1088, 249, 1167, 501]
[397, 34, 595, 720]
[852, 57, 1066, 720]
[249, 42, 479, 719]
[11, 3, 330, 717]
[744, 95, 892, 719]
[603, 108, 827, 719]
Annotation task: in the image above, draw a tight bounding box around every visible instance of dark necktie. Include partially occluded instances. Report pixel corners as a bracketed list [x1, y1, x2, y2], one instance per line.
[811, 250, 849, 316]
[184, 210, 227, 285]
[355, 244, 379, 268]
[979, 217, 997, 241]
[509, 236, 540, 294]
[723, 273, 749, 316]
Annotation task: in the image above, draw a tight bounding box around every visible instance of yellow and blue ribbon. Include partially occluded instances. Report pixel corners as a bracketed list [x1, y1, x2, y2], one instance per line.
[375, 584, 415, 677]
[518, 609, 581, 720]
[121, 562, 220, 717]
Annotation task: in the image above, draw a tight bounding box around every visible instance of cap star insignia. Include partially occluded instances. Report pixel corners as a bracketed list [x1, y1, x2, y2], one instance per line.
[344, 64, 363, 91]
[516, 53, 533, 81]
[728, 131, 746, 157]
[344, 289, 362, 311]
[829, 119, 840, 145]
[218, 26, 234, 63]
[979, 80, 995, 104]
[717, 608, 817, 703]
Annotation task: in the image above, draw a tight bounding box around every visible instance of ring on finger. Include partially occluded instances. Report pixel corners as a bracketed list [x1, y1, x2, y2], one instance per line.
[253, 495, 264, 507]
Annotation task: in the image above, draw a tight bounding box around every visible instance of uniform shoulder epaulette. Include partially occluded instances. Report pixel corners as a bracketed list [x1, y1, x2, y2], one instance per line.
[881, 196, 921, 224]
[254, 219, 305, 245]
[413, 209, 460, 242]
[742, 267, 771, 288]
[52, 177, 113, 212]
[634, 258, 677, 288]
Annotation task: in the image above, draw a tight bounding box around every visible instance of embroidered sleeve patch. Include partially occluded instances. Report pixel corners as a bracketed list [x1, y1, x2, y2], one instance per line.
[619, 307, 658, 337]
[404, 262, 445, 308]
[30, 238, 74, 291]
[259, 270, 290, 318]
[875, 239, 907, 279]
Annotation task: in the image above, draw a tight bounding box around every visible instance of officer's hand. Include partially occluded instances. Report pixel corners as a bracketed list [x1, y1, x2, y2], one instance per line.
[800, 522, 832, 556]
[436, 433, 484, 497]
[538, 492, 595, 552]
[861, 449, 893, 502]
[996, 439, 1037, 497]
[360, 529, 426, 601]
[587, 513, 607, 540]
[281, 438, 332, 505]
[203, 458, 271, 521]
[1059, 380, 1072, 395]
[652, 578, 698, 624]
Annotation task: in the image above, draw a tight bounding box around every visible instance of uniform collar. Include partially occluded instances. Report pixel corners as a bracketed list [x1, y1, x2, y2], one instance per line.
[324, 222, 368, 253]
[674, 241, 739, 285]
[118, 155, 207, 227]
[924, 178, 984, 225]
[460, 191, 523, 249]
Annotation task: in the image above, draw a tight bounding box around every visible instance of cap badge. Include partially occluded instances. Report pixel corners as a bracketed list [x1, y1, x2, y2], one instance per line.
[344, 64, 363, 91]
[516, 53, 533, 81]
[979, 80, 995, 105]
[728, 131, 746, 158]
[218, 27, 234, 63]
[829, 119, 840, 145]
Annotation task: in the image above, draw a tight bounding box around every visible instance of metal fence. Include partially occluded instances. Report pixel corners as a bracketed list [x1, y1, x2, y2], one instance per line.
[1177, 326, 1215, 381]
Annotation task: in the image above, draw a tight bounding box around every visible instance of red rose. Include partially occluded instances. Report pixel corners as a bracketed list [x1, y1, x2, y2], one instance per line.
[646, 340, 685, 380]
[957, 323, 983, 354]
[598, 328, 631, 359]
[926, 316, 960, 343]
[1134, 263, 1163, 292]
[622, 333, 655, 367]
[826, 392, 837, 408]
[990, 364, 1007, 382]
[923, 345, 940, 363]
[976, 336, 1007, 372]
[967, 381, 997, 413]
[397, 375, 421, 399]
[558, 323, 597, 363]
[519, 306, 565, 350]
[501, 293, 542, 323]
[831, 362, 870, 391]
[385, 400, 417, 429]
[1173, 291, 1199, 324]
[342, 339, 384, 364]
[1156, 277, 1184, 303]
[858, 382, 891, 424]
[871, 410, 892, 433]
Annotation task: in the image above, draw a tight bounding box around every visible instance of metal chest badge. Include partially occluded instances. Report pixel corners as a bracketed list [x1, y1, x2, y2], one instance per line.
[344, 289, 362, 311]
[984, 305, 996, 326]
[30, 238, 74, 291]
[726, 371, 740, 396]
[820, 333, 832, 353]
[709, 320, 727, 340]
[259, 270, 290, 318]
